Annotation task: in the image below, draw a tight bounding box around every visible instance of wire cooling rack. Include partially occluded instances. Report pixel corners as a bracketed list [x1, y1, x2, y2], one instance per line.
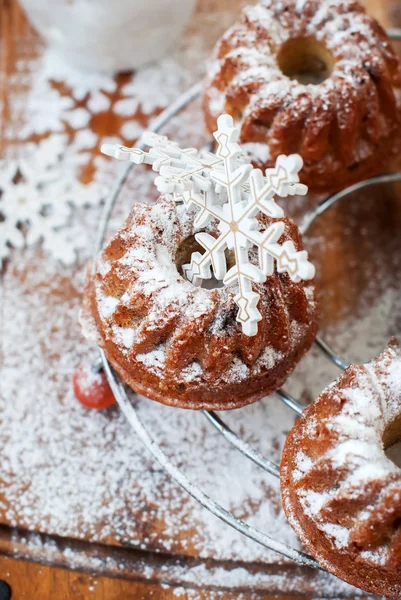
[93, 32, 401, 574]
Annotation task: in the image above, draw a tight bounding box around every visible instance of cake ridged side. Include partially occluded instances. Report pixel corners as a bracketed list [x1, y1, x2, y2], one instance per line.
[83, 196, 319, 410]
[281, 340, 401, 598]
[203, 0, 401, 192]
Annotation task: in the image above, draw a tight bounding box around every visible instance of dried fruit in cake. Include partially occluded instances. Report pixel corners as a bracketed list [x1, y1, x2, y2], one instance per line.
[280, 339, 401, 598]
[203, 0, 401, 193]
[81, 196, 319, 410]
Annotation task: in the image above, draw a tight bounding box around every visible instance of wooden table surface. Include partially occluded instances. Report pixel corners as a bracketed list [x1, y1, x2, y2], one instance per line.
[1, 0, 400, 598]
[0, 554, 276, 600]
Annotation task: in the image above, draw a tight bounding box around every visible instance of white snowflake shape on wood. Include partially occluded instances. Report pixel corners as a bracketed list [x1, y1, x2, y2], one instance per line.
[0, 135, 105, 268]
[102, 114, 315, 335]
[17, 49, 115, 139]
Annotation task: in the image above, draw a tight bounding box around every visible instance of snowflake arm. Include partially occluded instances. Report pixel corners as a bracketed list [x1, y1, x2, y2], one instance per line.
[211, 115, 253, 212]
[182, 189, 224, 228]
[233, 289, 262, 337]
[267, 241, 316, 282]
[183, 231, 229, 285]
[265, 154, 308, 198]
[224, 242, 264, 337]
[101, 131, 218, 195]
[247, 168, 285, 219]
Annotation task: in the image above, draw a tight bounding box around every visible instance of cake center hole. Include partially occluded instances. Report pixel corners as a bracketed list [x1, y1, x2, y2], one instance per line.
[277, 37, 334, 85]
[175, 235, 235, 290]
[386, 442, 401, 469]
[384, 414, 401, 469]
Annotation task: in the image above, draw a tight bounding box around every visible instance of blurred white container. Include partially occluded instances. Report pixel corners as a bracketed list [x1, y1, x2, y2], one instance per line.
[19, 0, 196, 73]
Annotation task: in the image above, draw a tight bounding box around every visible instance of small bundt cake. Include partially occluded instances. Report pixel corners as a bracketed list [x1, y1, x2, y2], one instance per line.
[281, 340, 401, 598]
[203, 0, 401, 192]
[81, 196, 318, 410]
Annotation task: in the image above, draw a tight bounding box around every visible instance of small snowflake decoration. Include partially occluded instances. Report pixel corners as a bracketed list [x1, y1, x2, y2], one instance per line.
[102, 114, 315, 336]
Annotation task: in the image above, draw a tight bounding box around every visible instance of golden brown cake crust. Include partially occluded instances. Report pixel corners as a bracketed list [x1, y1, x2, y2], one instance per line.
[203, 0, 401, 193]
[82, 196, 319, 410]
[280, 340, 401, 598]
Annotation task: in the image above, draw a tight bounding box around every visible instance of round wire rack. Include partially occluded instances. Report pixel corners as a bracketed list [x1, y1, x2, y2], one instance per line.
[93, 30, 401, 577]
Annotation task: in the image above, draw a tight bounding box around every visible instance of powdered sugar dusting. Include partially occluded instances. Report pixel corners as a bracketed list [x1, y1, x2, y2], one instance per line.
[387, 360, 401, 413]
[320, 524, 350, 550]
[1, 245, 359, 594]
[293, 450, 313, 481]
[137, 345, 167, 370]
[98, 295, 119, 319]
[112, 326, 136, 350]
[0, 145, 380, 599]
[2, 1, 399, 594]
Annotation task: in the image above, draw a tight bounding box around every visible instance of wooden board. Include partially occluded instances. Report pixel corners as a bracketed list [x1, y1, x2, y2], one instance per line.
[0, 1, 400, 598]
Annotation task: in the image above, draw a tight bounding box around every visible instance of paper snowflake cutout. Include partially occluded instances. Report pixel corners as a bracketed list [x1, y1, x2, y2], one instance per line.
[0, 135, 105, 268]
[102, 114, 315, 336]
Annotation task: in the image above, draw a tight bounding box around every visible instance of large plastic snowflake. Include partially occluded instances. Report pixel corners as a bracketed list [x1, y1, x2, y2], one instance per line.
[102, 114, 315, 335]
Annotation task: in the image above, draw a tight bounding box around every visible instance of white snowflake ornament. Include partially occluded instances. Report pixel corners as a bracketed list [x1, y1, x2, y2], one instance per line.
[102, 114, 315, 336]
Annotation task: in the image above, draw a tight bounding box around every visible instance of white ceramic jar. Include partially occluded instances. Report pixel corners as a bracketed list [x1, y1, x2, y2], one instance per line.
[20, 0, 196, 72]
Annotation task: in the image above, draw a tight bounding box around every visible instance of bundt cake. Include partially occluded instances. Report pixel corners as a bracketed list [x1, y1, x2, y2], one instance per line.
[281, 339, 401, 598]
[203, 0, 401, 193]
[81, 196, 319, 410]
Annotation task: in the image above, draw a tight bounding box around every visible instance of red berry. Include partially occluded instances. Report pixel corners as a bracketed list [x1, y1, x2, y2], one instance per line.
[73, 362, 115, 409]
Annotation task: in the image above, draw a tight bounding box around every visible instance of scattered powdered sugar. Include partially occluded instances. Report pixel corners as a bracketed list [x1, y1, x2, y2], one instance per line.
[0, 135, 106, 267]
[295, 0, 308, 13]
[137, 345, 167, 370]
[118, 59, 189, 117]
[341, 386, 382, 425]
[7, 529, 360, 598]
[112, 326, 136, 350]
[387, 360, 401, 406]
[180, 361, 203, 383]
[361, 546, 390, 567]
[293, 450, 313, 481]
[12, 49, 114, 140]
[87, 93, 111, 114]
[0, 177, 365, 597]
[98, 295, 119, 319]
[300, 490, 332, 515]
[249, 3, 289, 45]
[2, 3, 400, 595]
[320, 524, 350, 550]
[75, 363, 104, 395]
[240, 142, 271, 164]
[224, 358, 250, 383]
[256, 346, 283, 370]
